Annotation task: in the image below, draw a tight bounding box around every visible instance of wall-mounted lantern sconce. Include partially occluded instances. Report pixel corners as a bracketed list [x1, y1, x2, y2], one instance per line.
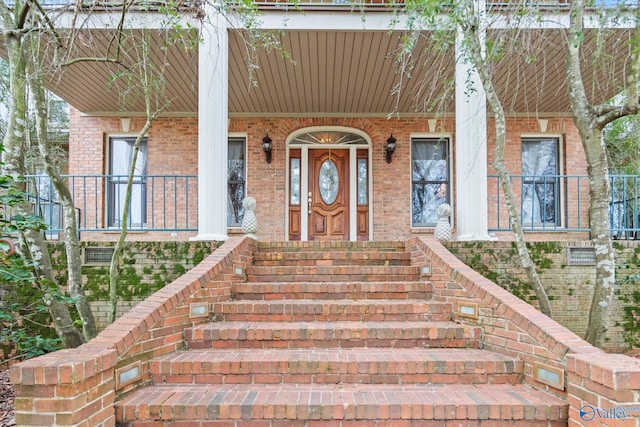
[262, 134, 272, 164]
[386, 134, 397, 164]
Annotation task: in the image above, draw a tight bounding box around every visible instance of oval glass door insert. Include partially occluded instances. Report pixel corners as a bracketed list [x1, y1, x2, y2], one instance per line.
[319, 159, 339, 204]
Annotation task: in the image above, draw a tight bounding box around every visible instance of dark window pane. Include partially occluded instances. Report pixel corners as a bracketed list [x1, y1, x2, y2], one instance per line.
[227, 138, 246, 226]
[521, 138, 559, 226]
[227, 183, 245, 226]
[358, 158, 367, 205]
[108, 138, 148, 228]
[291, 158, 300, 205]
[411, 138, 449, 227]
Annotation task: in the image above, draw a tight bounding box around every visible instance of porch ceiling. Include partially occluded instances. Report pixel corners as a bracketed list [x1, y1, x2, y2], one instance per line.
[20, 27, 634, 117]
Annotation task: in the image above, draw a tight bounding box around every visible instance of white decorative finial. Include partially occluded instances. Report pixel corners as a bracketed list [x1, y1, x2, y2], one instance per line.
[434, 203, 452, 241]
[241, 196, 259, 238]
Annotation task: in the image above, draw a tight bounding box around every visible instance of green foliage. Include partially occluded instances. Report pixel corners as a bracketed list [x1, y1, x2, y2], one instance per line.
[459, 244, 535, 302]
[614, 246, 640, 348]
[527, 242, 562, 270]
[57, 241, 214, 303]
[1, 145, 63, 362]
[616, 274, 640, 348]
[605, 112, 640, 175]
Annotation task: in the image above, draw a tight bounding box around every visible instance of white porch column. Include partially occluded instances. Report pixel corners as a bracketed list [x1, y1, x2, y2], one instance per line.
[193, 8, 229, 241]
[454, 26, 492, 241]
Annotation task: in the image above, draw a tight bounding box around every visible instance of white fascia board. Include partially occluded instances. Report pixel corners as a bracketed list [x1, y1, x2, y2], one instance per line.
[254, 10, 406, 30]
[488, 11, 637, 30]
[52, 10, 197, 29]
[52, 8, 410, 31]
[226, 10, 453, 31]
[51, 7, 635, 31]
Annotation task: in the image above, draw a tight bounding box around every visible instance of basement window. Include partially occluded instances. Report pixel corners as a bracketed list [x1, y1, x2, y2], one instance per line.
[567, 247, 596, 266]
[83, 247, 115, 265]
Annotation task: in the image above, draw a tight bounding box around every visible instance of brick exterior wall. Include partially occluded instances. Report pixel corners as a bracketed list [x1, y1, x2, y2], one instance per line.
[410, 237, 640, 427]
[48, 241, 218, 330]
[445, 240, 640, 352]
[11, 236, 256, 427]
[12, 236, 640, 427]
[69, 110, 588, 242]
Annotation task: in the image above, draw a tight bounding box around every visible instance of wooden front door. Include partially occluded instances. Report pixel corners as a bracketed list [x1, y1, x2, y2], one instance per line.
[308, 149, 349, 241]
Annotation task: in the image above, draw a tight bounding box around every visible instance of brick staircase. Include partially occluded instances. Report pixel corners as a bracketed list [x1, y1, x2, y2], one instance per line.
[115, 241, 568, 426]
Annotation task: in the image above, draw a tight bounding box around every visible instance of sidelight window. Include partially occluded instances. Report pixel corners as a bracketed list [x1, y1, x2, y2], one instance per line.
[228, 138, 246, 227]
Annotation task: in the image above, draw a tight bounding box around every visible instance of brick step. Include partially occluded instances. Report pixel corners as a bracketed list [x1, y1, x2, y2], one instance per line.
[246, 265, 421, 282]
[256, 241, 407, 252]
[213, 300, 452, 322]
[150, 348, 523, 386]
[115, 383, 568, 426]
[185, 321, 481, 349]
[231, 281, 432, 300]
[253, 251, 411, 267]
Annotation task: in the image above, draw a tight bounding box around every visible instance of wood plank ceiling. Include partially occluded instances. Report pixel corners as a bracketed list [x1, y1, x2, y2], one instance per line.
[27, 27, 633, 116]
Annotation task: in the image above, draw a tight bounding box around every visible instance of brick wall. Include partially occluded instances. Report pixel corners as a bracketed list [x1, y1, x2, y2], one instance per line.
[11, 236, 256, 427]
[411, 237, 640, 427]
[69, 111, 589, 242]
[445, 240, 640, 352]
[11, 236, 640, 426]
[47, 241, 218, 331]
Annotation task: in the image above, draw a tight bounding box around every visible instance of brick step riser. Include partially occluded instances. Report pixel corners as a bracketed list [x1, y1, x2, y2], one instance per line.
[186, 324, 479, 341]
[249, 266, 420, 275]
[254, 259, 411, 267]
[213, 302, 451, 322]
[232, 292, 433, 300]
[253, 251, 411, 263]
[256, 243, 406, 251]
[232, 282, 432, 295]
[119, 421, 568, 427]
[187, 338, 480, 350]
[217, 313, 452, 322]
[115, 384, 568, 426]
[247, 274, 422, 283]
[150, 371, 522, 386]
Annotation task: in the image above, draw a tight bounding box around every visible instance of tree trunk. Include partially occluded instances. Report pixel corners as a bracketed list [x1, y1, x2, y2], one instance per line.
[459, 3, 552, 316]
[583, 129, 616, 346]
[108, 119, 153, 323]
[17, 229, 86, 348]
[108, 136, 142, 323]
[25, 38, 97, 341]
[1, 6, 85, 348]
[566, 0, 617, 348]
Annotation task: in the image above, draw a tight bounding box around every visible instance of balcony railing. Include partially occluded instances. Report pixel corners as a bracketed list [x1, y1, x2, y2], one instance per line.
[22, 174, 198, 238]
[488, 174, 640, 239]
[7, 173, 640, 240]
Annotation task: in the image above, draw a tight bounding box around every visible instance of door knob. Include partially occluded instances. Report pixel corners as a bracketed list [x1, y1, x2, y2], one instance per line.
[308, 192, 312, 213]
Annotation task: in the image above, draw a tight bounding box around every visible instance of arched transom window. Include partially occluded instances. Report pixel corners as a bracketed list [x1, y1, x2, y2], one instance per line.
[290, 130, 368, 146]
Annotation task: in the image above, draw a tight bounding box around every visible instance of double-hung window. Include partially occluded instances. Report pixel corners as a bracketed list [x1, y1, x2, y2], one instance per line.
[108, 137, 148, 228]
[228, 137, 246, 227]
[521, 137, 560, 228]
[411, 137, 450, 227]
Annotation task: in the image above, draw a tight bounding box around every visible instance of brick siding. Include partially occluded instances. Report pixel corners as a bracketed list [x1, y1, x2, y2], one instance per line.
[69, 111, 587, 241]
[11, 236, 256, 427]
[11, 236, 640, 426]
[410, 237, 640, 427]
[445, 240, 640, 352]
